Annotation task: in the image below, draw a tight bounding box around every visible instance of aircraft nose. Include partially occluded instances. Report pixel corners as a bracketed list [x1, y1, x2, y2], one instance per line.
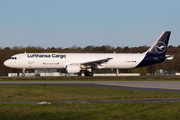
[4, 60, 11, 67]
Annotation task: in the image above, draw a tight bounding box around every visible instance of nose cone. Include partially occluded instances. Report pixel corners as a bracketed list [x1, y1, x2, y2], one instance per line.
[4, 60, 11, 68]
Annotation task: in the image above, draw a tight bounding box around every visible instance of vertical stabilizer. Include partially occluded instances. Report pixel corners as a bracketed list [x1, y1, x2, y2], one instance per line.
[136, 31, 171, 68]
[147, 31, 171, 55]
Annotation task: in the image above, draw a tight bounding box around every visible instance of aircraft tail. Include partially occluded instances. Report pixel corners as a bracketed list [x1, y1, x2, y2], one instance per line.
[146, 31, 171, 55]
[136, 31, 171, 68]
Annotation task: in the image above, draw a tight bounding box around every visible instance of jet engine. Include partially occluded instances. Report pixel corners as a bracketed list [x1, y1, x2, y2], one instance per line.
[61, 65, 80, 74]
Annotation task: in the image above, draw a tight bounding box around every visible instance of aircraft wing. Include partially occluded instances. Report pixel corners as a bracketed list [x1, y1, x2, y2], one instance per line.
[80, 58, 113, 66]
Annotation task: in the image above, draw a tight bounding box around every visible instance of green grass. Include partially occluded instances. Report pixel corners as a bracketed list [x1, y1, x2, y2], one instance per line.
[1, 102, 180, 120]
[0, 85, 180, 119]
[0, 85, 180, 102]
[1, 76, 180, 81]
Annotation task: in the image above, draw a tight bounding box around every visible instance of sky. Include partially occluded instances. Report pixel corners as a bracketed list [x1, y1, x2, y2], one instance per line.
[0, 0, 180, 49]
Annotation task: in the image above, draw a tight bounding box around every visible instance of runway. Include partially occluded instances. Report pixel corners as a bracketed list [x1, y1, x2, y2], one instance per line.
[0, 81, 180, 92]
[1, 81, 180, 104]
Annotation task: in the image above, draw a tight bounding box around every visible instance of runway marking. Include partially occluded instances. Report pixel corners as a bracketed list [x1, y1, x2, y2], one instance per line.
[97, 83, 180, 90]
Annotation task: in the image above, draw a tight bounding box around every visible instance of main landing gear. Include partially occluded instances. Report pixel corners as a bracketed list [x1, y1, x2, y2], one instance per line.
[84, 71, 93, 77]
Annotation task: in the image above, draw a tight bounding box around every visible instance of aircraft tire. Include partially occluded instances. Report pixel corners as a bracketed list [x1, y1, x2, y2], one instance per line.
[22, 73, 25, 77]
[84, 71, 93, 77]
[84, 71, 88, 76]
[89, 72, 93, 77]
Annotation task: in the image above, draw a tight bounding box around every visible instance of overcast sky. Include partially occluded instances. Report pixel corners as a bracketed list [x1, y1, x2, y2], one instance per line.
[0, 0, 180, 49]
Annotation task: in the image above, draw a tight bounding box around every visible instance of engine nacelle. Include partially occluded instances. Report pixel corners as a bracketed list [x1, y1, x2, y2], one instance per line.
[62, 65, 80, 74]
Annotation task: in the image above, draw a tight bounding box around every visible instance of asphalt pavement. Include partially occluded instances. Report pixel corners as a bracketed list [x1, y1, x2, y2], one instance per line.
[1, 81, 180, 104]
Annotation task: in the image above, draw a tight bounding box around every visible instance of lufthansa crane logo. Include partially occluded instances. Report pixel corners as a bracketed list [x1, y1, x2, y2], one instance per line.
[155, 42, 166, 53]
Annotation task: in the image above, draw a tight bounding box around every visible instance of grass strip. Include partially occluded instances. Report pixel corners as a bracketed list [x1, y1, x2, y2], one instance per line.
[1, 76, 180, 81]
[0, 85, 180, 102]
[0, 102, 180, 120]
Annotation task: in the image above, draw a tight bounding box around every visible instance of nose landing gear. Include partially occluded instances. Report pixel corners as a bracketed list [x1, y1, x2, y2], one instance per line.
[22, 68, 26, 77]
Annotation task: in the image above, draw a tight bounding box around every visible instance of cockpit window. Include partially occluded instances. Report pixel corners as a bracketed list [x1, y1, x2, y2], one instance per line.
[9, 57, 17, 60]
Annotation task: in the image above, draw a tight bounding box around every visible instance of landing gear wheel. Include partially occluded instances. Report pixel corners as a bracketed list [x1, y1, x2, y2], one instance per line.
[84, 71, 88, 76]
[84, 71, 93, 77]
[22, 73, 25, 77]
[22, 68, 26, 77]
[89, 72, 93, 77]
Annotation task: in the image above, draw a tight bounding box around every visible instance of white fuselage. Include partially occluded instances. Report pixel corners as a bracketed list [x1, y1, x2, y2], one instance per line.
[3, 31, 172, 76]
[4, 53, 146, 69]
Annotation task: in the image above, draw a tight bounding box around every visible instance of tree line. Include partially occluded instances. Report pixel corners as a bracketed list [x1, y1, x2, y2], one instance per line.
[0, 45, 179, 75]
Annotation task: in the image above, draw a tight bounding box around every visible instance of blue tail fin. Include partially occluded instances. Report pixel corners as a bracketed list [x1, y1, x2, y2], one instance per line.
[136, 31, 171, 68]
[146, 31, 171, 55]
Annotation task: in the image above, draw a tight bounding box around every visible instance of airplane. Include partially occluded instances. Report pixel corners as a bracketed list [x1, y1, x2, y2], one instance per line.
[4, 31, 173, 77]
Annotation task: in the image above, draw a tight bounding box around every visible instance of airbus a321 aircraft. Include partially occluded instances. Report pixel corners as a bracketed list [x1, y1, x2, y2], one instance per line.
[4, 31, 173, 77]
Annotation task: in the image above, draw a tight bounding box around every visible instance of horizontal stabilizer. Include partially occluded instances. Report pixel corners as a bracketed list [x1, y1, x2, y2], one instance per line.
[154, 55, 173, 61]
[165, 55, 174, 61]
